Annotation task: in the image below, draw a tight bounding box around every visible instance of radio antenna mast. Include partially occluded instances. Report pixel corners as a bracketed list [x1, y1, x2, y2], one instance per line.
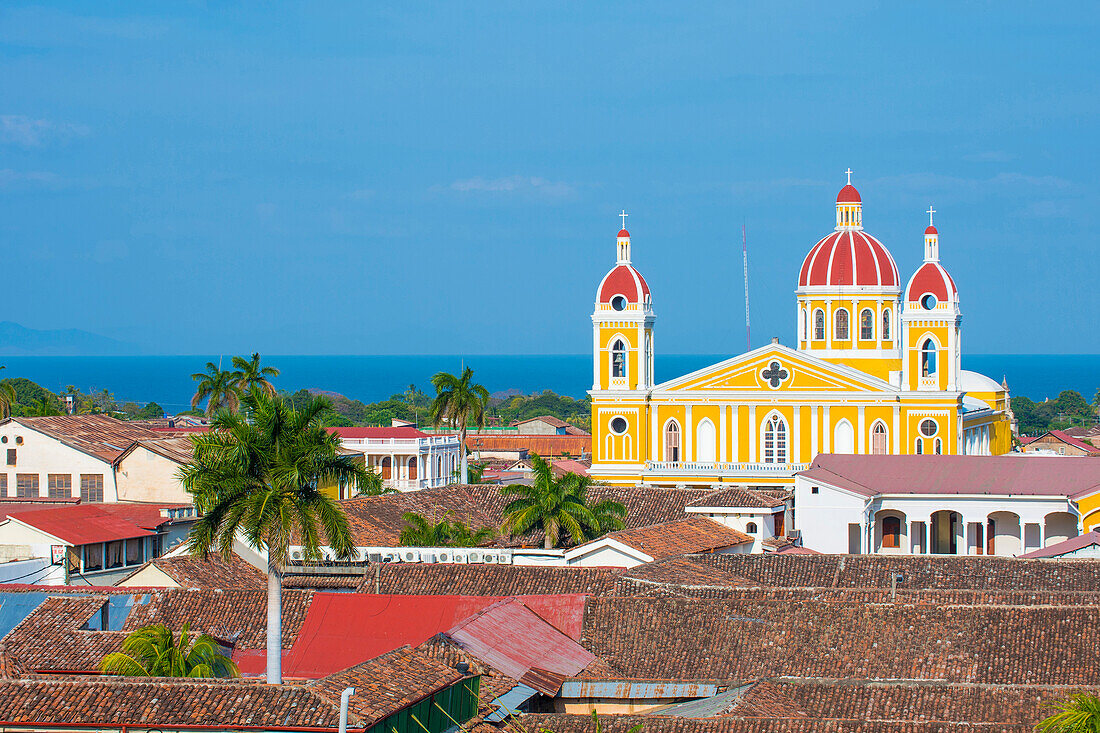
[742, 223, 750, 352]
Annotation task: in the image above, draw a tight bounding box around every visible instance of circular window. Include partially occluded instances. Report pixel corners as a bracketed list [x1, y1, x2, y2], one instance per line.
[0, 436, 6, 444]
[610, 295, 627, 311]
[15, 436, 23, 445]
[920, 419, 938, 438]
[921, 293, 937, 310]
[609, 417, 628, 434]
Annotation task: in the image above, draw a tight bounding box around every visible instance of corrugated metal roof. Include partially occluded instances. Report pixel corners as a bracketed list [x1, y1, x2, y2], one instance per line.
[485, 684, 538, 722]
[446, 598, 595, 695]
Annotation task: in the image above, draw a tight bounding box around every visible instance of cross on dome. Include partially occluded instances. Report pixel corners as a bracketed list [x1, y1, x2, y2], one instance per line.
[845, 168, 853, 185]
[619, 209, 629, 229]
[927, 205, 936, 226]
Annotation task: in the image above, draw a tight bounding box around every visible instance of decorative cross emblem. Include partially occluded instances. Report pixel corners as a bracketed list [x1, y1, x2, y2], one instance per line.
[927, 205, 936, 226]
[761, 360, 789, 388]
[619, 209, 629, 229]
[845, 168, 853, 185]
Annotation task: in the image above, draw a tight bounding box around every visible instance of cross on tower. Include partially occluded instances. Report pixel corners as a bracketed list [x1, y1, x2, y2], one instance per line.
[845, 168, 853, 185]
[927, 205, 936, 226]
[619, 209, 629, 230]
[761, 360, 789, 389]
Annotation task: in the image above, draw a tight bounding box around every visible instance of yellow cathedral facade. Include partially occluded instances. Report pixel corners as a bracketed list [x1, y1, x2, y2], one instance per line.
[589, 174, 1014, 488]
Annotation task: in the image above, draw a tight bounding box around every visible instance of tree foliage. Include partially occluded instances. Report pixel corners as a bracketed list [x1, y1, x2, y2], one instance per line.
[1035, 692, 1100, 732]
[191, 362, 242, 416]
[1013, 390, 1099, 435]
[99, 623, 239, 679]
[501, 454, 626, 549]
[399, 511, 496, 547]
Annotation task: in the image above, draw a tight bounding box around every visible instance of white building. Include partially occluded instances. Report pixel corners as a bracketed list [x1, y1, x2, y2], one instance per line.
[330, 427, 462, 492]
[794, 454, 1100, 556]
[0, 415, 192, 504]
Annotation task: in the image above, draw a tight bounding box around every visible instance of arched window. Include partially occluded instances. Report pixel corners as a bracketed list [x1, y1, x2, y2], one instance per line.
[746, 521, 758, 534]
[664, 421, 680, 463]
[696, 419, 716, 463]
[934, 438, 943, 455]
[611, 339, 627, 378]
[381, 456, 392, 480]
[882, 309, 891, 340]
[871, 422, 888, 455]
[763, 414, 788, 464]
[915, 438, 923, 455]
[882, 516, 901, 549]
[835, 309, 849, 340]
[860, 309, 873, 340]
[408, 456, 417, 480]
[921, 339, 937, 377]
[813, 309, 825, 340]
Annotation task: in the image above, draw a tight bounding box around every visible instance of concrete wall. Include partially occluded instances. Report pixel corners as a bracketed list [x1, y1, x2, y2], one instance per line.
[793, 476, 867, 553]
[0, 423, 116, 500]
[115, 446, 191, 504]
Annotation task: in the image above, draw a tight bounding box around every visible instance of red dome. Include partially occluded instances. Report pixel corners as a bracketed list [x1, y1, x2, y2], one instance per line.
[925, 225, 938, 235]
[798, 230, 899, 288]
[598, 264, 650, 304]
[617, 229, 630, 238]
[906, 261, 957, 303]
[837, 184, 861, 203]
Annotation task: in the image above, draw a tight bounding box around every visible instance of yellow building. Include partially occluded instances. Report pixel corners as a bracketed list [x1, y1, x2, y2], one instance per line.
[590, 175, 1014, 488]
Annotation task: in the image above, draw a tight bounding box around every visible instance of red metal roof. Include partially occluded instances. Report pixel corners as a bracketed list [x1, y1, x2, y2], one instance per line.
[445, 598, 595, 695]
[617, 228, 630, 238]
[798, 454, 1100, 499]
[330, 426, 429, 439]
[836, 184, 861, 203]
[1027, 430, 1100, 455]
[799, 230, 899, 288]
[237, 592, 589, 679]
[0, 503, 186, 545]
[597, 263, 650, 303]
[1020, 530, 1100, 558]
[925, 225, 938, 235]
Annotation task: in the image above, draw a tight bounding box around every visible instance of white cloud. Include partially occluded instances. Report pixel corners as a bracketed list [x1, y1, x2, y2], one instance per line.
[0, 115, 90, 146]
[0, 169, 65, 188]
[448, 175, 574, 198]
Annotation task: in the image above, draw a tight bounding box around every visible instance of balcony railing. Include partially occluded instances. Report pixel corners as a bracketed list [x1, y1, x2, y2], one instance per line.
[644, 461, 809, 476]
[340, 435, 460, 450]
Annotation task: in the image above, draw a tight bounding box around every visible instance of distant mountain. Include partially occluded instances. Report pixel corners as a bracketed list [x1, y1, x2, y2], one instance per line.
[0, 321, 139, 356]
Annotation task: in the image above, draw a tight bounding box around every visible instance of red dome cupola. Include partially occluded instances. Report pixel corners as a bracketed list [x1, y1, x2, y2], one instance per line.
[597, 223, 650, 307]
[906, 206, 957, 305]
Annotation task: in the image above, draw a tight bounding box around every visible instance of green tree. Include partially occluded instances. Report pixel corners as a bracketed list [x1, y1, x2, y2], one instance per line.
[1036, 692, 1100, 732]
[99, 622, 239, 679]
[181, 390, 366, 683]
[356, 467, 388, 496]
[501, 454, 626, 549]
[399, 512, 496, 547]
[232, 352, 280, 396]
[190, 362, 242, 416]
[137, 401, 165, 420]
[27, 395, 62, 417]
[430, 367, 490, 486]
[0, 381, 15, 419]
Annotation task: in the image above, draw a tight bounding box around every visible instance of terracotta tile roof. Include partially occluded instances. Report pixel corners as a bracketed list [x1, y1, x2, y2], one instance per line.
[4, 415, 162, 462]
[466, 434, 591, 457]
[311, 645, 468, 726]
[602, 517, 752, 560]
[687, 487, 787, 509]
[579, 595, 1100, 685]
[121, 554, 266, 589]
[284, 574, 362, 589]
[798, 454, 1100, 498]
[339, 484, 716, 548]
[357, 564, 618, 596]
[122, 588, 313, 649]
[119, 435, 195, 464]
[0, 596, 123, 674]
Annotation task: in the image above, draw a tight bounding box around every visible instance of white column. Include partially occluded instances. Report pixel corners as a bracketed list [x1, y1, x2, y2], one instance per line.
[651, 405, 660, 462]
[822, 406, 831, 453]
[892, 405, 900, 454]
[719, 405, 728, 463]
[857, 406, 866, 454]
[810, 405, 819, 459]
[684, 405, 693, 462]
[905, 518, 913, 554]
[731, 406, 740, 463]
[825, 299, 833, 349]
[592, 323, 600, 390]
[748, 405, 756, 462]
[792, 406, 801, 464]
[637, 323, 645, 389]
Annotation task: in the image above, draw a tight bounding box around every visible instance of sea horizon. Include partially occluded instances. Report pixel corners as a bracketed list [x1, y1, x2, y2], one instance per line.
[0, 353, 1096, 415]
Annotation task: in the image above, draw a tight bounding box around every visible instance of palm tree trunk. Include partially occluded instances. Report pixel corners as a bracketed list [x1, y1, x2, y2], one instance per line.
[266, 554, 282, 684]
[459, 424, 468, 485]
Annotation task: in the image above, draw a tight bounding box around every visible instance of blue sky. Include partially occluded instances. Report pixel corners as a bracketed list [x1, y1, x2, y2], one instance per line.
[1, 2, 1097, 355]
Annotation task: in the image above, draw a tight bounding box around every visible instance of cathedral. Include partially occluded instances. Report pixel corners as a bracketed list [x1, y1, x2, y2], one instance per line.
[588, 174, 1014, 488]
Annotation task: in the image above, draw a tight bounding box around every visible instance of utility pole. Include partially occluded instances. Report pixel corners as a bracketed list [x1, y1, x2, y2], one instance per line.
[742, 224, 751, 353]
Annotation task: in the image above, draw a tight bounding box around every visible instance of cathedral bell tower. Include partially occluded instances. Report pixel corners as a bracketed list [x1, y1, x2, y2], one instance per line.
[902, 207, 962, 392]
[592, 215, 654, 392]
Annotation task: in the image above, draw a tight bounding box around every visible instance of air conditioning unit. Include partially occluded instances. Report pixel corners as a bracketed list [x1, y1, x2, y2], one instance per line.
[481, 553, 497, 564]
[451, 551, 468, 564]
[291, 549, 303, 561]
[367, 552, 383, 563]
[402, 550, 421, 563]
[466, 550, 483, 563]
[381, 552, 401, 563]
[496, 551, 513, 565]
[421, 553, 438, 563]
[436, 551, 452, 563]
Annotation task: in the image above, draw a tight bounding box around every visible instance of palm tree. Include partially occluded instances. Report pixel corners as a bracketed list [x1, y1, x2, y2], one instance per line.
[191, 362, 242, 415]
[356, 468, 389, 496]
[501, 454, 626, 549]
[1036, 693, 1100, 732]
[99, 622, 239, 678]
[430, 367, 489, 485]
[232, 352, 280, 396]
[181, 390, 366, 684]
[399, 511, 496, 547]
[27, 395, 62, 417]
[0, 381, 15, 419]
